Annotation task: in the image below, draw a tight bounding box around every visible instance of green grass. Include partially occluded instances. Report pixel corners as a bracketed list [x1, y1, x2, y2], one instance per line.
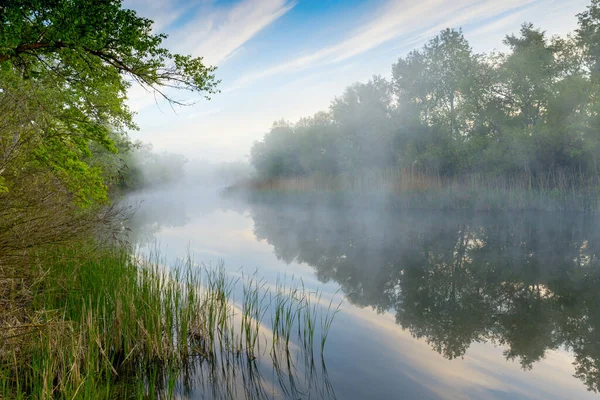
[0, 244, 340, 399]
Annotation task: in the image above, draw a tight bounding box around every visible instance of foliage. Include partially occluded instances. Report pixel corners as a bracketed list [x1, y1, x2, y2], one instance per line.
[122, 144, 188, 190]
[251, 3, 600, 183]
[89, 136, 188, 192]
[0, 0, 216, 264]
[0, 0, 218, 205]
[0, 244, 338, 399]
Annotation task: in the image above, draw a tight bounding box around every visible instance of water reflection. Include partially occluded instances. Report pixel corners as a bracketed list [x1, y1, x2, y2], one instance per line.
[171, 349, 335, 400]
[244, 194, 600, 393]
[125, 187, 246, 245]
[124, 189, 339, 399]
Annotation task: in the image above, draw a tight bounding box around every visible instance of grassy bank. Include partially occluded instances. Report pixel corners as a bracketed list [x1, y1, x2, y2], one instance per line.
[0, 243, 338, 399]
[233, 169, 600, 213]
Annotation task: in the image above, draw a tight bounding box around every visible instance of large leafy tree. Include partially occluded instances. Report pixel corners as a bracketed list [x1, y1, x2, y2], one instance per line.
[0, 0, 219, 203]
[330, 76, 396, 171]
[392, 29, 478, 173]
[578, 0, 600, 73]
[0, 0, 218, 97]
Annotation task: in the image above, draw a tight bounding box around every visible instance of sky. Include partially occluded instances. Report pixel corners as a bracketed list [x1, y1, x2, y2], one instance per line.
[122, 0, 590, 163]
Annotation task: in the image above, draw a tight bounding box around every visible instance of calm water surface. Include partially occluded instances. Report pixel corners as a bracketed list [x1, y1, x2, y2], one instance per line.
[127, 186, 600, 400]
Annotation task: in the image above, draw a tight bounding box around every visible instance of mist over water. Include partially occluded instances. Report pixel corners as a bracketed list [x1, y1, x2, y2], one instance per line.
[126, 185, 600, 400]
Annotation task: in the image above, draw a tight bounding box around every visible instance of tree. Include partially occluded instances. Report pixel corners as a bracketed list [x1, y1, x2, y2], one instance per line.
[330, 76, 395, 171]
[250, 120, 307, 179]
[392, 29, 477, 174]
[250, 1, 600, 186]
[577, 0, 600, 73]
[0, 0, 219, 262]
[497, 25, 555, 133]
[0, 0, 219, 204]
[0, 0, 218, 99]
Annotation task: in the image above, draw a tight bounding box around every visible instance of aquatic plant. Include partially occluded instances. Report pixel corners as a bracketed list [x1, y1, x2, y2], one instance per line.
[0, 244, 340, 399]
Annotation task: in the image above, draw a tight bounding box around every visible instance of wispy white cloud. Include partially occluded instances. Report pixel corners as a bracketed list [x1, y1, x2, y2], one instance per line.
[124, 0, 296, 112]
[122, 0, 192, 32]
[229, 0, 540, 89]
[468, 8, 531, 38]
[169, 0, 297, 66]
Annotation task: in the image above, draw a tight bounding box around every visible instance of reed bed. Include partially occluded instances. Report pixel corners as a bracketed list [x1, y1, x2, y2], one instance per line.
[0, 244, 340, 399]
[235, 168, 600, 213]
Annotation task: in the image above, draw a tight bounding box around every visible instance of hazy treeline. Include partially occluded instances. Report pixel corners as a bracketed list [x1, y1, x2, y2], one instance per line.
[252, 1, 600, 182]
[90, 135, 189, 193]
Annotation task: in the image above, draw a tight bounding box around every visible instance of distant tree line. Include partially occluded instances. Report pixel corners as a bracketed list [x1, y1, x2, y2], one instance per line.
[251, 0, 600, 181]
[89, 134, 189, 193]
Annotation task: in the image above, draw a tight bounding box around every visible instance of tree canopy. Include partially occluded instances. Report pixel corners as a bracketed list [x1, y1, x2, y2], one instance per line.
[0, 0, 218, 203]
[251, 1, 600, 182]
[0, 0, 218, 261]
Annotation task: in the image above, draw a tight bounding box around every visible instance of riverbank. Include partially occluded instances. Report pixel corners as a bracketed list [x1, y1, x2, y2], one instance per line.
[0, 241, 337, 399]
[0, 243, 201, 398]
[230, 169, 600, 213]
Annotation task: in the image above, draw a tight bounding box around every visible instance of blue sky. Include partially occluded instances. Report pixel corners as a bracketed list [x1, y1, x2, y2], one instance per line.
[122, 0, 589, 163]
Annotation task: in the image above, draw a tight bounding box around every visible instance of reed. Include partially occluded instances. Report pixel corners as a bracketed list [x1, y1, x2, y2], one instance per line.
[0, 244, 340, 399]
[234, 168, 600, 213]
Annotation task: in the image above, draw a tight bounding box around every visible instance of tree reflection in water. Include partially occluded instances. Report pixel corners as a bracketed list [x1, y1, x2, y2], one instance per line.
[246, 194, 600, 392]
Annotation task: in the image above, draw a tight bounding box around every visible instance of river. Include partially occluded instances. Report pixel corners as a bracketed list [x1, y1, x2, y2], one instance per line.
[126, 185, 600, 400]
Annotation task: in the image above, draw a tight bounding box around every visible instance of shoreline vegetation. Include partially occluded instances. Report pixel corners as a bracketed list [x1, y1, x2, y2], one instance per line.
[229, 168, 600, 213]
[246, 2, 600, 215]
[0, 1, 339, 399]
[0, 243, 340, 399]
[5, 0, 600, 398]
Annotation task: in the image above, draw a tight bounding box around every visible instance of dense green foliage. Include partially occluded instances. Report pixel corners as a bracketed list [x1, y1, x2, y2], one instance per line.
[0, 0, 217, 205]
[0, 0, 216, 262]
[251, 1, 600, 182]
